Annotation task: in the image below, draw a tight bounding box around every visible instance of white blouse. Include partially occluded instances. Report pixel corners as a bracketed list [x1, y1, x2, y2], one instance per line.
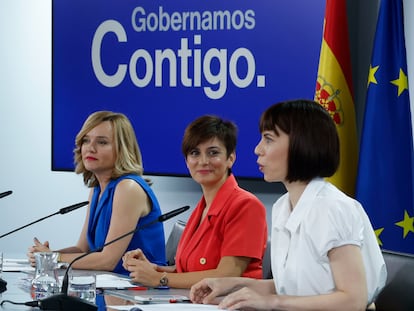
[271, 178, 387, 304]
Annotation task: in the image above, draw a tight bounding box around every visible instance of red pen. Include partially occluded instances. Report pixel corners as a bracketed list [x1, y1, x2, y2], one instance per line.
[169, 298, 191, 303]
[128, 286, 147, 290]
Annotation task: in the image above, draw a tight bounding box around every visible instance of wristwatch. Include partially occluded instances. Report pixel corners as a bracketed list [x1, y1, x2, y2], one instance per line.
[159, 272, 169, 286]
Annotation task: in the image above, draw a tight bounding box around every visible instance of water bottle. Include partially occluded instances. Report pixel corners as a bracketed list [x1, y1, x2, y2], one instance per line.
[31, 252, 60, 300]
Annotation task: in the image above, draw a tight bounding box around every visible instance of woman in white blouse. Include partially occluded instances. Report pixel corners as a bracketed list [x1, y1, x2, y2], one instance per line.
[190, 99, 387, 311]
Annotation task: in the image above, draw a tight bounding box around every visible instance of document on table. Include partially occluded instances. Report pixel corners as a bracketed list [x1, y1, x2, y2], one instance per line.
[3, 258, 34, 272]
[134, 294, 190, 304]
[56, 273, 136, 289]
[96, 274, 137, 289]
[108, 303, 221, 310]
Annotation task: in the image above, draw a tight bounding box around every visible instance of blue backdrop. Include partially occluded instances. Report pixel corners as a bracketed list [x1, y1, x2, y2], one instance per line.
[52, 0, 325, 178]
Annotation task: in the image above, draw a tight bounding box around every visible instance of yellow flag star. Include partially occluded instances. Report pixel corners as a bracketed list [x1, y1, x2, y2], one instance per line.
[367, 64, 379, 87]
[390, 68, 408, 96]
[374, 227, 384, 246]
[395, 210, 414, 238]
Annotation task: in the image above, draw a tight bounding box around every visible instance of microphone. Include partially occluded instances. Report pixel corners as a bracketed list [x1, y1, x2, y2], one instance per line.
[0, 190, 12, 199]
[158, 206, 191, 222]
[0, 201, 89, 239]
[35, 205, 190, 311]
[0, 201, 88, 294]
[0, 279, 5, 294]
[0, 191, 13, 292]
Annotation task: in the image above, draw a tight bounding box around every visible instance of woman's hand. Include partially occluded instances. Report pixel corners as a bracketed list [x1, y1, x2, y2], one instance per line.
[190, 277, 241, 305]
[218, 287, 275, 310]
[122, 248, 159, 286]
[122, 248, 146, 265]
[27, 237, 51, 266]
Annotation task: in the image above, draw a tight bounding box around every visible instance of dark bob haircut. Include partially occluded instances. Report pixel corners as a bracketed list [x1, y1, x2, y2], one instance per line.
[259, 99, 340, 182]
[181, 115, 238, 158]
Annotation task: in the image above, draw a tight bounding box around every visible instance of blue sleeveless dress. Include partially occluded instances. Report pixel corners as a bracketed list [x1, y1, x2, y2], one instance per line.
[87, 174, 166, 275]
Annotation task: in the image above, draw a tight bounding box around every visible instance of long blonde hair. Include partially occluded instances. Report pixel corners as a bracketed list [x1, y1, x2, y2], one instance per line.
[74, 111, 145, 187]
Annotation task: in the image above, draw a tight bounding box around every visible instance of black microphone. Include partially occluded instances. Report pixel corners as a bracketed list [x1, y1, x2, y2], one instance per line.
[0, 191, 12, 292]
[36, 205, 190, 311]
[0, 201, 88, 294]
[0, 279, 5, 294]
[0, 190, 12, 199]
[0, 201, 89, 239]
[158, 206, 191, 222]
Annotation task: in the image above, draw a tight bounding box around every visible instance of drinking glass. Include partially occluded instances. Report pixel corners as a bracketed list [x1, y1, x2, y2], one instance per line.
[68, 274, 96, 304]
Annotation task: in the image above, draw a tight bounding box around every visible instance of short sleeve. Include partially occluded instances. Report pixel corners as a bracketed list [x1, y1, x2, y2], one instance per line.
[304, 198, 364, 258]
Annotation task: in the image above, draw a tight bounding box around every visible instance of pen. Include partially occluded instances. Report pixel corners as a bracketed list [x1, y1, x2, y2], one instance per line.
[128, 286, 147, 290]
[169, 298, 191, 303]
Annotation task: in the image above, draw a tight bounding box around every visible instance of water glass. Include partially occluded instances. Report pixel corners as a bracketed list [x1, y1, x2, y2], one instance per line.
[68, 274, 96, 304]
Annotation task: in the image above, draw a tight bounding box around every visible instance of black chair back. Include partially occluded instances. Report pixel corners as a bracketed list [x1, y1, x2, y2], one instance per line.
[375, 249, 414, 311]
[165, 220, 186, 266]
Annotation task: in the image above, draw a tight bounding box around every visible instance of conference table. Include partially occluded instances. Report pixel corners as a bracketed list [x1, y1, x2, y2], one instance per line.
[0, 264, 219, 311]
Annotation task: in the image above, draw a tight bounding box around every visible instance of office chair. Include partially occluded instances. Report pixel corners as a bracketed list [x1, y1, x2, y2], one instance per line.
[374, 249, 414, 311]
[262, 238, 273, 279]
[165, 220, 186, 266]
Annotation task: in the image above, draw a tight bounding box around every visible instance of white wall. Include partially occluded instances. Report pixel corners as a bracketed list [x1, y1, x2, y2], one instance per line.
[0, 0, 412, 256]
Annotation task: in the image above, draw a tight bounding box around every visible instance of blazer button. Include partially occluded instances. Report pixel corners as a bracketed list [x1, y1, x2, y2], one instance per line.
[200, 257, 206, 265]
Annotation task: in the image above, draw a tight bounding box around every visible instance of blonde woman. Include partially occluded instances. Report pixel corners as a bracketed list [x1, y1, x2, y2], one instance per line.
[27, 111, 166, 275]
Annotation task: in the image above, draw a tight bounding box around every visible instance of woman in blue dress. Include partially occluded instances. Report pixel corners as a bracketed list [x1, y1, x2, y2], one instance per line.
[27, 111, 166, 275]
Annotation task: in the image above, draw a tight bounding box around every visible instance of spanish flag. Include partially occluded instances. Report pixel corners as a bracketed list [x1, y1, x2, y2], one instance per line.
[314, 0, 358, 196]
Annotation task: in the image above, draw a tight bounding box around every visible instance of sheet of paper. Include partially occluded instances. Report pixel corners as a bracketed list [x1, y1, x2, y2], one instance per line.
[108, 303, 220, 310]
[96, 274, 136, 289]
[57, 273, 136, 289]
[3, 258, 35, 272]
[134, 294, 189, 304]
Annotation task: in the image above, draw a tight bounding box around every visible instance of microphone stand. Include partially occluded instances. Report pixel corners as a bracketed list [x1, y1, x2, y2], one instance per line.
[0, 201, 89, 239]
[0, 201, 89, 294]
[0, 190, 12, 199]
[0, 190, 12, 292]
[36, 205, 190, 311]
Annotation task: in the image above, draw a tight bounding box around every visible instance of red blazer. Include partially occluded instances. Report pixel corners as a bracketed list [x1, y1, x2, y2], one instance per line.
[175, 174, 268, 279]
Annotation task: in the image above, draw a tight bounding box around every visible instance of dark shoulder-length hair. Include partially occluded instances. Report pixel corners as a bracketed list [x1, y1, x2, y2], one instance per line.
[181, 115, 238, 174]
[74, 111, 145, 187]
[259, 99, 339, 182]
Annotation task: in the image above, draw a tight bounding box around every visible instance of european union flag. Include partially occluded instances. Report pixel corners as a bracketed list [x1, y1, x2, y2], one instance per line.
[356, 0, 414, 254]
